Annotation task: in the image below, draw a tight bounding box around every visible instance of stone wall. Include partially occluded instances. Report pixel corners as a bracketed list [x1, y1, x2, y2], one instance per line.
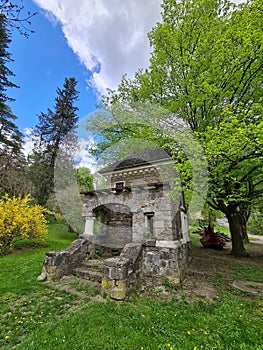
[102, 243, 143, 300]
[101, 239, 191, 300]
[38, 238, 90, 281]
[38, 237, 191, 300]
[92, 204, 133, 248]
[142, 240, 191, 282]
[82, 183, 187, 245]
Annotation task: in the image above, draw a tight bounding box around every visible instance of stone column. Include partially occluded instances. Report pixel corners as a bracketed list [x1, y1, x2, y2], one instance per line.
[83, 214, 95, 237]
[181, 210, 189, 241]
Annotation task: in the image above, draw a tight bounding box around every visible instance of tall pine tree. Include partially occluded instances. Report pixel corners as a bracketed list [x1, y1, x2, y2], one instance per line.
[0, 2, 36, 196]
[0, 13, 22, 154]
[31, 77, 79, 206]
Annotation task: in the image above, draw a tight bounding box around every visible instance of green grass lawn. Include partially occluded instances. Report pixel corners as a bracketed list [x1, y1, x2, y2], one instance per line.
[1, 219, 263, 350]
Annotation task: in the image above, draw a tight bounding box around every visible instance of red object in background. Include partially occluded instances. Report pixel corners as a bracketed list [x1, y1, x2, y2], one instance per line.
[200, 225, 225, 249]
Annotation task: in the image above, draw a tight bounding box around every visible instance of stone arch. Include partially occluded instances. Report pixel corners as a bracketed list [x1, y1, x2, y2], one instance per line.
[91, 203, 133, 248]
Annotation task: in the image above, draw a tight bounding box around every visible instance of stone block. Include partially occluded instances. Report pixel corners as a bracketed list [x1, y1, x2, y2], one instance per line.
[154, 221, 165, 229]
[160, 260, 167, 268]
[102, 279, 127, 300]
[104, 257, 130, 268]
[144, 239, 156, 247]
[101, 278, 115, 291]
[120, 243, 142, 263]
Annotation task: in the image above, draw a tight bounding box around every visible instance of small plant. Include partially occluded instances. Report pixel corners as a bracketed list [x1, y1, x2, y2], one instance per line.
[200, 225, 226, 249]
[86, 249, 102, 261]
[163, 278, 180, 292]
[144, 231, 154, 240]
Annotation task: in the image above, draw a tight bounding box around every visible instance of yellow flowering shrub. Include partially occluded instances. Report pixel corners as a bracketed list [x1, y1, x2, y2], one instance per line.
[0, 194, 48, 254]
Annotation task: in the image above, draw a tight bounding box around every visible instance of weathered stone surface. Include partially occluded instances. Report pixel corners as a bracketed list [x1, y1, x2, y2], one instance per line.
[103, 257, 130, 268]
[82, 172, 189, 246]
[120, 243, 142, 263]
[144, 239, 156, 247]
[37, 238, 90, 281]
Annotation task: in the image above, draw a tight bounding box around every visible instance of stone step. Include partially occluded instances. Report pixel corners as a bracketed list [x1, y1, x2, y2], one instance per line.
[80, 259, 104, 272]
[72, 267, 102, 282]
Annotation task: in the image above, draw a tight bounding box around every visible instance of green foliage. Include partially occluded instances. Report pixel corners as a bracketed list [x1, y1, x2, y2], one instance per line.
[103, 0, 263, 132]
[77, 167, 94, 192]
[199, 108, 263, 213]
[92, 0, 263, 256]
[0, 194, 48, 254]
[5, 295, 263, 350]
[0, 219, 263, 349]
[248, 208, 263, 236]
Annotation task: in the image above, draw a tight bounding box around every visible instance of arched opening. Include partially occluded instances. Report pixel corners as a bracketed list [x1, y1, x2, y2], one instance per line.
[92, 203, 133, 248]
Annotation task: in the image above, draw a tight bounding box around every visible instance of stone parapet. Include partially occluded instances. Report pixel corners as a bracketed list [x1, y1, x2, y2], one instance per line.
[101, 240, 191, 300]
[142, 240, 190, 281]
[38, 238, 191, 301]
[38, 238, 90, 281]
[102, 243, 143, 300]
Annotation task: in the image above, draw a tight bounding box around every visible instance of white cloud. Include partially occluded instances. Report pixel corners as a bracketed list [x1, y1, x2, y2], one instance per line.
[74, 137, 97, 172]
[33, 0, 162, 95]
[22, 127, 35, 157]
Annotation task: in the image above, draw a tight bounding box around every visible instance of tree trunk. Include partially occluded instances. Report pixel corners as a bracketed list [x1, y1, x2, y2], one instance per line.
[240, 213, 249, 243]
[227, 213, 248, 257]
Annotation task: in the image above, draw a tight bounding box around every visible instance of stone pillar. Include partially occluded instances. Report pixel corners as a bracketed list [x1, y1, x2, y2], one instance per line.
[181, 210, 189, 241]
[83, 215, 95, 237]
[102, 257, 130, 300]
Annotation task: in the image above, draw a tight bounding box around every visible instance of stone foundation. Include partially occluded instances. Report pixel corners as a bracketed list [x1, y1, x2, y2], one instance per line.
[38, 238, 191, 300]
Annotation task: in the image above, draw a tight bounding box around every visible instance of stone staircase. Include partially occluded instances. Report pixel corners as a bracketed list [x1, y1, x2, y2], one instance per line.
[71, 259, 104, 283]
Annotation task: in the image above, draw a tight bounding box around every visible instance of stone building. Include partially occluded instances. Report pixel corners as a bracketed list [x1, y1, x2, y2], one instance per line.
[39, 148, 191, 300]
[81, 148, 189, 247]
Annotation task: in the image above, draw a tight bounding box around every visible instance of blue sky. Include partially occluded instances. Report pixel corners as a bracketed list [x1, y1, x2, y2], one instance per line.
[8, 0, 97, 132]
[7, 0, 162, 134]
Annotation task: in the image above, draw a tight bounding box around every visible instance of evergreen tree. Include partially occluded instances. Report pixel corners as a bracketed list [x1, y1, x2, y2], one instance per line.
[0, 13, 22, 154]
[0, 1, 36, 196]
[31, 77, 79, 206]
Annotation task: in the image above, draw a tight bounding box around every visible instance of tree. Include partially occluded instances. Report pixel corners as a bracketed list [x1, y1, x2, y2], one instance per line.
[0, 0, 36, 37]
[0, 1, 36, 196]
[77, 167, 94, 192]
[0, 0, 36, 151]
[0, 152, 35, 197]
[31, 77, 79, 206]
[0, 13, 22, 153]
[199, 108, 263, 256]
[88, 0, 263, 256]
[0, 13, 31, 197]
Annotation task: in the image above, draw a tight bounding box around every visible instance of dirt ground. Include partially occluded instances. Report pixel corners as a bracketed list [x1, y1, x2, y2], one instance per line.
[175, 241, 263, 302]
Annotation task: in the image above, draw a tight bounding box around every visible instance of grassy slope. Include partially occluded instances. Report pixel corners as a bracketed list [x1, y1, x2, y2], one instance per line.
[1, 219, 263, 350]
